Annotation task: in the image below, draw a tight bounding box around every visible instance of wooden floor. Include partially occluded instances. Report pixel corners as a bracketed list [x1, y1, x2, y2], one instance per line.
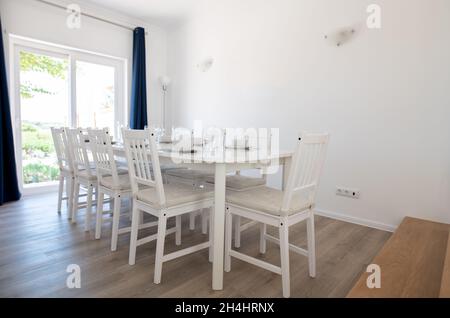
[0, 193, 391, 298]
[348, 217, 450, 298]
[440, 234, 450, 297]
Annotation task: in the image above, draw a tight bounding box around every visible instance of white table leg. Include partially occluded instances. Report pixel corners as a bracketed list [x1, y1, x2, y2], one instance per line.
[213, 163, 226, 290]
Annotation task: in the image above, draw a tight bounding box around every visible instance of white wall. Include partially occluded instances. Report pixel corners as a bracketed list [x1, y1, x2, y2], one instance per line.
[0, 0, 168, 127]
[167, 0, 450, 229]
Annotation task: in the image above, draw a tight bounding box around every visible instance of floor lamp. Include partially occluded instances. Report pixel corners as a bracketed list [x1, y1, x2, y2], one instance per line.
[159, 76, 171, 141]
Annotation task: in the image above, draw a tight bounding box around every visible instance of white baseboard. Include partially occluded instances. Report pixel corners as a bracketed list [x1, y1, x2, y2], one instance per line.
[315, 208, 397, 233]
[22, 183, 59, 197]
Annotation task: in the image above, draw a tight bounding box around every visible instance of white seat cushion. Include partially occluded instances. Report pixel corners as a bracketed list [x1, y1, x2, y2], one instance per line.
[100, 174, 131, 190]
[76, 169, 98, 180]
[137, 183, 213, 209]
[206, 175, 266, 191]
[226, 186, 311, 216]
[77, 167, 127, 181]
[60, 167, 74, 177]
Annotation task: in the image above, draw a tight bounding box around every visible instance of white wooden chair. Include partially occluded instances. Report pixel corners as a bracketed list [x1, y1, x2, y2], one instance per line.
[164, 127, 213, 233]
[224, 132, 330, 298]
[51, 127, 75, 218]
[88, 128, 137, 251]
[165, 168, 213, 232]
[145, 126, 187, 179]
[123, 129, 215, 284]
[205, 170, 268, 246]
[66, 128, 98, 231]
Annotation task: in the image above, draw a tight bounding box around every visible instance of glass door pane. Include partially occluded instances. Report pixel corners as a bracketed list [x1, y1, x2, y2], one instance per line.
[76, 61, 115, 135]
[18, 50, 69, 186]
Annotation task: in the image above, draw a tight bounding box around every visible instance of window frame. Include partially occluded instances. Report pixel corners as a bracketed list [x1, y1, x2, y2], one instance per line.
[9, 35, 127, 193]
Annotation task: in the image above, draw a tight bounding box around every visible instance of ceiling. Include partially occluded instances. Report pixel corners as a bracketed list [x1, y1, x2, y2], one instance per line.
[83, 0, 200, 26]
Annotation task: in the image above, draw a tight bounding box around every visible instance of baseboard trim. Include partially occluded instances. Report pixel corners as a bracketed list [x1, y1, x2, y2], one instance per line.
[22, 183, 59, 197]
[315, 208, 397, 233]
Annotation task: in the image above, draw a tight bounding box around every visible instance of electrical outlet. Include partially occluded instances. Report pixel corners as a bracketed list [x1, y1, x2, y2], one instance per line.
[336, 187, 360, 199]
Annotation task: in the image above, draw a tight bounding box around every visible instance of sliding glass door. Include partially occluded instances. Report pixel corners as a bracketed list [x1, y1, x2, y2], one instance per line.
[17, 48, 69, 186]
[13, 38, 126, 190]
[74, 53, 125, 138]
[76, 61, 116, 134]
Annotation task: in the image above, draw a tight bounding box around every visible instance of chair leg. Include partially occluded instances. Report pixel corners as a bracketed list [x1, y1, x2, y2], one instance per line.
[129, 202, 140, 265]
[84, 184, 94, 232]
[175, 215, 182, 246]
[259, 223, 267, 254]
[95, 191, 105, 239]
[307, 212, 316, 278]
[201, 209, 208, 235]
[57, 174, 64, 214]
[189, 212, 196, 230]
[234, 215, 241, 248]
[224, 210, 232, 272]
[279, 219, 291, 298]
[65, 177, 70, 208]
[111, 194, 122, 252]
[209, 208, 214, 262]
[129, 199, 133, 221]
[67, 177, 75, 220]
[71, 180, 80, 223]
[154, 213, 168, 284]
[109, 197, 113, 216]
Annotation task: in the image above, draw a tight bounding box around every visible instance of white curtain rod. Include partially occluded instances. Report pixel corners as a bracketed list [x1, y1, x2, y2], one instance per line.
[35, 0, 148, 34]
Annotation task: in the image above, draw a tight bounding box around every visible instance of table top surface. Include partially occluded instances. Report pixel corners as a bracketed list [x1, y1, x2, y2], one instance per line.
[112, 142, 293, 164]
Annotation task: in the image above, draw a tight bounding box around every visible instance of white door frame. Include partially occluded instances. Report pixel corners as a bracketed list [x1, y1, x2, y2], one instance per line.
[9, 35, 127, 194]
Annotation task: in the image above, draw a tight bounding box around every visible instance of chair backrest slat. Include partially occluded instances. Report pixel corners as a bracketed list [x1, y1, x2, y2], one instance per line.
[281, 132, 330, 215]
[122, 129, 165, 205]
[51, 127, 73, 172]
[88, 128, 119, 186]
[66, 128, 92, 176]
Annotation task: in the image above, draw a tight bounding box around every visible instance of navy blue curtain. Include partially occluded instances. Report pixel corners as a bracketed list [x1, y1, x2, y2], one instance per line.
[129, 27, 148, 130]
[0, 19, 21, 205]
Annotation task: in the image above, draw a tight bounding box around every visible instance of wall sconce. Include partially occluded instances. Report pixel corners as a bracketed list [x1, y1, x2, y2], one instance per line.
[324, 27, 357, 47]
[197, 57, 214, 72]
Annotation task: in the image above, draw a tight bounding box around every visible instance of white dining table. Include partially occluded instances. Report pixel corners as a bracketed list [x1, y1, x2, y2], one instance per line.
[112, 142, 294, 290]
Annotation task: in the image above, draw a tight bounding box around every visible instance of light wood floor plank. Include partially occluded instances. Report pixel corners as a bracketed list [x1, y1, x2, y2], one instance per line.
[0, 193, 390, 298]
[440, 234, 450, 298]
[348, 217, 450, 298]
